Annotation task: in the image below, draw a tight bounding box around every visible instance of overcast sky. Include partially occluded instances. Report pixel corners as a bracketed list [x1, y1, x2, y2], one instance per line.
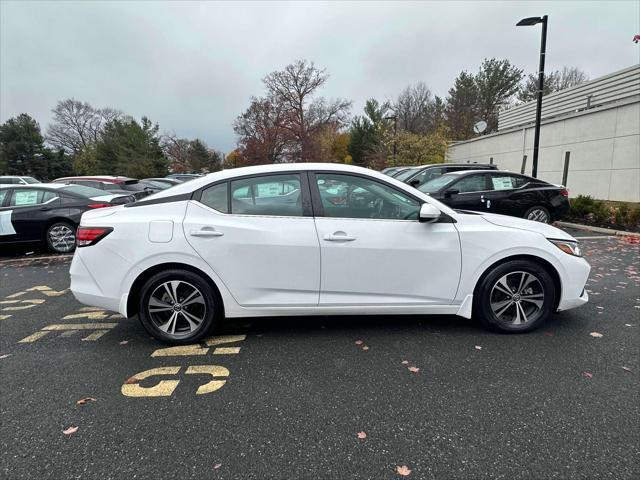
[1, 0, 638, 152]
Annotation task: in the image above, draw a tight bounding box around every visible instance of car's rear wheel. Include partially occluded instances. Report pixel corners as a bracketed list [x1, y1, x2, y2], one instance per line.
[524, 206, 551, 223]
[474, 260, 556, 333]
[46, 222, 76, 253]
[138, 269, 219, 344]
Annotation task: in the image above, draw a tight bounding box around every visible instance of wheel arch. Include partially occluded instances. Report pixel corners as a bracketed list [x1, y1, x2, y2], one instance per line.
[472, 254, 562, 311]
[126, 262, 225, 319]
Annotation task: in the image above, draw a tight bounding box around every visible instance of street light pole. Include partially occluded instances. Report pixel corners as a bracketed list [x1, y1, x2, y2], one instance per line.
[517, 14, 548, 178]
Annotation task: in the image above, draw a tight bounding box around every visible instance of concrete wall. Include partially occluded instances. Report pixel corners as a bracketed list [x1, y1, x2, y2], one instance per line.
[446, 99, 640, 202]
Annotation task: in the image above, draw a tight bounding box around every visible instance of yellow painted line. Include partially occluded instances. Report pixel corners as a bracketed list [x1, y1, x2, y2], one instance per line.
[21, 299, 46, 304]
[205, 334, 247, 346]
[6, 291, 27, 299]
[109, 314, 125, 319]
[41, 290, 68, 297]
[213, 347, 241, 355]
[18, 331, 51, 343]
[43, 323, 117, 330]
[60, 330, 78, 337]
[185, 365, 229, 394]
[26, 286, 67, 297]
[0, 300, 20, 304]
[26, 285, 51, 291]
[121, 367, 181, 397]
[2, 304, 37, 311]
[79, 307, 104, 312]
[63, 312, 110, 320]
[82, 330, 110, 341]
[151, 345, 209, 357]
[0, 314, 12, 321]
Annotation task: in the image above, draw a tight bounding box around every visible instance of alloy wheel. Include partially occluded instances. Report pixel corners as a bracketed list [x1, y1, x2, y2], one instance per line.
[526, 208, 549, 223]
[489, 271, 545, 326]
[147, 280, 207, 338]
[48, 225, 76, 253]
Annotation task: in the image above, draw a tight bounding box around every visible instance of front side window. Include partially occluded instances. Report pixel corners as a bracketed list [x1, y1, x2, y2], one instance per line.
[200, 183, 229, 213]
[412, 167, 445, 185]
[230, 174, 303, 216]
[316, 173, 420, 220]
[0, 189, 8, 204]
[453, 175, 489, 193]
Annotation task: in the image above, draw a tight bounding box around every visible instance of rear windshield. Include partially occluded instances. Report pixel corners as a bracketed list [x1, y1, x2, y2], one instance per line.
[61, 185, 108, 198]
[23, 177, 40, 184]
[118, 182, 146, 192]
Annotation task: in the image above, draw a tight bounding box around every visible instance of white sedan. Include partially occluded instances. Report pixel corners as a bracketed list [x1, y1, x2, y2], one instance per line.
[69, 163, 590, 344]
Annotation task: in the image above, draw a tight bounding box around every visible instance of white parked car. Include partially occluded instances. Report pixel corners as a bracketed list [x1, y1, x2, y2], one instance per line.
[70, 164, 590, 344]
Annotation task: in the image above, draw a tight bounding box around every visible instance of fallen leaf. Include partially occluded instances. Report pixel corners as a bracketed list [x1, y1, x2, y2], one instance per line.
[357, 431, 367, 440]
[396, 465, 412, 476]
[76, 397, 96, 406]
[401, 360, 409, 365]
[544, 331, 555, 337]
[475, 345, 482, 350]
[355, 340, 363, 345]
[581, 371, 593, 379]
[589, 332, 603, 338]
[119, 340, 129, 345]
[124, 376, 139, 385]
[408, 366, 420, 373]
[213, 464, 222, 470]
[622, 366, 632, 372]
[362, 346, 370, 351]
[63, 426, 78, 435]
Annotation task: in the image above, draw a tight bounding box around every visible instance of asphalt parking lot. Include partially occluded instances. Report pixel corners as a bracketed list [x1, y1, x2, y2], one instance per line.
[1, 233, 639, 480]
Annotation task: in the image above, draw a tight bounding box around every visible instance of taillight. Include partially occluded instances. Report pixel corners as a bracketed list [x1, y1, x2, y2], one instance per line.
[87, 203, 113, 209]
[76, 227, 113, 247]
[560, 189, 569, 197]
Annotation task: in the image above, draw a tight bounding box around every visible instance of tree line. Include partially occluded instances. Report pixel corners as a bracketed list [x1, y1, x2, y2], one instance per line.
[0, 100, 223, 180]
[1, 59, 586, 178]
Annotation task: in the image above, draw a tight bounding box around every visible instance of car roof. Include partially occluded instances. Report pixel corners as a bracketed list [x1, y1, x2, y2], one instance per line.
[0, 182, 72, 190]
[54, 176, 134, 183]
[138, 163, 435, 203]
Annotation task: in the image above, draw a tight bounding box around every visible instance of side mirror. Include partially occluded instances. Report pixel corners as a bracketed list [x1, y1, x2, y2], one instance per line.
[444, 189, 459, 198]
[419, 203, 441, 223]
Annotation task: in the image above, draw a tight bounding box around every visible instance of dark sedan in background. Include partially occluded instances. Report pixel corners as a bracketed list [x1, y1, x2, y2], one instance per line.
[0, 184, 133, 253]
[53, 176, 158, 199]
[417, 170, 570, 223]
[403, 163, 497, 188]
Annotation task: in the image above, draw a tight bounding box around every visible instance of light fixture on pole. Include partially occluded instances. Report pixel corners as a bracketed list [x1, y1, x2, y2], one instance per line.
[517, 14, 548, 178]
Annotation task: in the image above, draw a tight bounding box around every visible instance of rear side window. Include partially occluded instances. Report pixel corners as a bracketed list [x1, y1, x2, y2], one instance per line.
[200, 183, 229, 213]
[412, 167, 445, 185]
[489, 174, 527, 191]
[230, 174, 303, 217]
[9, 189, 56, 206]
[0, 189, 8, 204]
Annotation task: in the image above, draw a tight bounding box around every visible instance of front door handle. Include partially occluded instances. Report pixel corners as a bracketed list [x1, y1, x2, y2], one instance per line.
[190, 229, 224, 238]
[324, 232, 356, 242]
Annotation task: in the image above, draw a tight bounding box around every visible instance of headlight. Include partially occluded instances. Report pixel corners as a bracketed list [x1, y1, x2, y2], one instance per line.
[548, 239, 582, 257]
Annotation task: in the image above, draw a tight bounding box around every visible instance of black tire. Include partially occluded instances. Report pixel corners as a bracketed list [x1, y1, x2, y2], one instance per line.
[137, 269, 220, 344]
[524, 205, 551, 223]
[473, 260, 556, 334]
[45, 221, 77, 253]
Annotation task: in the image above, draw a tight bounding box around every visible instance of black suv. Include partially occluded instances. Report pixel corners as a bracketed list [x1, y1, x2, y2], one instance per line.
[402, 163, 498, 188]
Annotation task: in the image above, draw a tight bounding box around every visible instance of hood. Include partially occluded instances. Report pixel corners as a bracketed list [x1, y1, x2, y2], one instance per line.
[479, 212, 576, 241]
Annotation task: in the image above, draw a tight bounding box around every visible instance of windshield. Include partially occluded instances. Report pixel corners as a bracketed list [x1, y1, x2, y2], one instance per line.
[418, 174, 458, 194]
[23, 177, 40, 184]
[61, 185, 110, 197]
[394, 168, 420, 181]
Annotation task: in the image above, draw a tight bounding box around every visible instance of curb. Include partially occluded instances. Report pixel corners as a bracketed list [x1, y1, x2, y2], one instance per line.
[555, 221, 640, 237]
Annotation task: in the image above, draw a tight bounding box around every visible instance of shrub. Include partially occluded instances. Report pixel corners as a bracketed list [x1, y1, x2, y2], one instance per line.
[570, 195, 640, 229]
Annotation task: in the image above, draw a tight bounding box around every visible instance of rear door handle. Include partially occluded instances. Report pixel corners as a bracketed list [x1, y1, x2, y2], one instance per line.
[190, 229, 224, 237]
[324, 232, 356, 242]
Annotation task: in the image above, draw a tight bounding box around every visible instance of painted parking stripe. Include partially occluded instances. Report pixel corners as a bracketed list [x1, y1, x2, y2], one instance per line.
[0, 315, 12, 321]
[60, 330, 78, 337]
[18, 331, 51, 343]
[121, 367, 182, 397]
[43, 323, 118, 330]
[186, 366, 229, 395]
[63, 312, 110, 320]
[151, 345, 209, 357]
[205, 335, 247, 346]
[82, 330, 110, 341]
[213, 347, 241, 355]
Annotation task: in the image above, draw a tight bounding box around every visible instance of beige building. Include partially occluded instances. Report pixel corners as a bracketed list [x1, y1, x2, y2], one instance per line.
[446, 65, 640, 202]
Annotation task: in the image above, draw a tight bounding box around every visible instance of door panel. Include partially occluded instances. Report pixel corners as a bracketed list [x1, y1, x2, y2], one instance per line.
[2, 190, 61, 242]
[311, 172, 461, 306]
[184, 197, 320, 307]
[445, 174, 492, 212]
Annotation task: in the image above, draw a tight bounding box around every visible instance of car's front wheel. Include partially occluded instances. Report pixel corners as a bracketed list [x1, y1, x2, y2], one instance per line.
[46, 222, 77, 253]
[138, 269, 219, 344]
[474, 260, 556, 333]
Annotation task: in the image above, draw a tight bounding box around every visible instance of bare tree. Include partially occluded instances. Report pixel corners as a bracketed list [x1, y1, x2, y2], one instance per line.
[518, 66, 588, 102]
[46, 99, 121, 154]
[262, 60, 351, 161]
[161, 133, 193, 172]
[393, 82, 435, 134]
